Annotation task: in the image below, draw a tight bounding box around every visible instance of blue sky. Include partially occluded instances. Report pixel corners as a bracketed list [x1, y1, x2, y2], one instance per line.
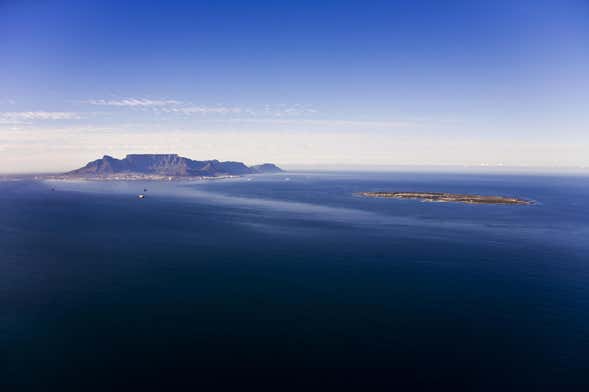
[1, 0, 588, 172]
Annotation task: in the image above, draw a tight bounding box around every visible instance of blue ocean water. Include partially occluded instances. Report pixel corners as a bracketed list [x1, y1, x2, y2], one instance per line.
[1, 172, 588, 389]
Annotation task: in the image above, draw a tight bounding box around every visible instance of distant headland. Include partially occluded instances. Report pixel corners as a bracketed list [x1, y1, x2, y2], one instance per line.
[57, 154, 283, 180]
[360, 192, 533, 205]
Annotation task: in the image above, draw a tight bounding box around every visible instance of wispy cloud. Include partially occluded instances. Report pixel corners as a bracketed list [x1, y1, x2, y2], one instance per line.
[159, 104, 317, 117]
[82, 98, 318, 117]
[227, 118, 417, 128]
[160, 106, 246, 115]
[260, 104, 318, 117]
[83, 98, 182, 107]
[0, 111, 81, 123]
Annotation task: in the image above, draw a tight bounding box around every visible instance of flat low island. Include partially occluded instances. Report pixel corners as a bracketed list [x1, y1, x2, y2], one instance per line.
[360, 192, 533, 205]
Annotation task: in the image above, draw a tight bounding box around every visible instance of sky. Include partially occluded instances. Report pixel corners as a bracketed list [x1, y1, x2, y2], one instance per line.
[1, 0, 588, 173]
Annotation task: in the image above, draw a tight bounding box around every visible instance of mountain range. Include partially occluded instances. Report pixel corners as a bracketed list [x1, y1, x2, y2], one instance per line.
[65, 154, 283, 177]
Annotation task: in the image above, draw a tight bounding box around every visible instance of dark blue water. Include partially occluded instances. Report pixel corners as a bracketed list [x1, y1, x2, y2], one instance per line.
[1, 172, 588, 389]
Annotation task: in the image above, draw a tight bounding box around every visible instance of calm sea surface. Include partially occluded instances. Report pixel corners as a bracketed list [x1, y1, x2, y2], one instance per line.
[1, 172, 588, 389]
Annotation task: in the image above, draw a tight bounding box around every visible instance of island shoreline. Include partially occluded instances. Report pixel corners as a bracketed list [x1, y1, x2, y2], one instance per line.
[359, 192, 534, 205]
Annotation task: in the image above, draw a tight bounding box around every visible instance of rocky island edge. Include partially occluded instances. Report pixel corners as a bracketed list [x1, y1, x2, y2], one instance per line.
[360, 192, 533, 205]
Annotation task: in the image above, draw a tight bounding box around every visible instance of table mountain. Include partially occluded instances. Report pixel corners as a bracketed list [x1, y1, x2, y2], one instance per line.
[66, 154, 283, 177]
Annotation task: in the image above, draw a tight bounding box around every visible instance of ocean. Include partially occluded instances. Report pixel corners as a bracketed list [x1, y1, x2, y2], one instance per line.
[1, 172, 588, 389]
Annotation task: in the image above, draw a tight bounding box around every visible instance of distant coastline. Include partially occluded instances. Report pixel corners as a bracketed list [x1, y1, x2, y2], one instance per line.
[44, 173, 244, 182]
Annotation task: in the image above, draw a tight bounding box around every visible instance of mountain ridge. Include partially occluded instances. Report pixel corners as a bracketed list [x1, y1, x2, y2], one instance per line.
[65, 154, 283, 178]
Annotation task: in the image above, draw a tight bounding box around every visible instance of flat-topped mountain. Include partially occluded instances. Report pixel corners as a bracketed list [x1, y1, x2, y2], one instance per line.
[65, 154, 283, 178]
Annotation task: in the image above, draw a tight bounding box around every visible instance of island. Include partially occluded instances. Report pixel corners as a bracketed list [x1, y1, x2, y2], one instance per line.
[50, 154, 283, 180]
[360, 192, 533, 205]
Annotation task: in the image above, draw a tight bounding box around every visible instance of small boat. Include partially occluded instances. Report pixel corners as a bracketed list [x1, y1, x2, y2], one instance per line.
[137, 194, 145, 199]
[144, 188, 148, 192]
